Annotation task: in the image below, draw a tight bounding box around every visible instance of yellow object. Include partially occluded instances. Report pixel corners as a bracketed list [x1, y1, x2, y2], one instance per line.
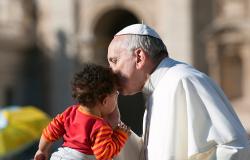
[0, 106, 50, 157]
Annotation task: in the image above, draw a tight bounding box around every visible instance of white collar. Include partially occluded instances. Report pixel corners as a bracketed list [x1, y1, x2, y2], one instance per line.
[142, 58, 176, 99]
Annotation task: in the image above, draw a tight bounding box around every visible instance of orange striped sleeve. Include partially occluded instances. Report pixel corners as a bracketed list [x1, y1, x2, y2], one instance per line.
[91, 124, 129, 160]
[42, 112, 66, 142]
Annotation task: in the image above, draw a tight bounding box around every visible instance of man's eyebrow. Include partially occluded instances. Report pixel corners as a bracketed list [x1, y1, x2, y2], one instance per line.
[109, 57, 116, 60]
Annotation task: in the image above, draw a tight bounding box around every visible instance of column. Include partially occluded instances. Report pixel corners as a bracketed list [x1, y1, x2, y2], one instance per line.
[205, 40, 222, 85]
[36, 0, 77, 115]
[240, 43, 250, 101]
[164, 0, 193, 63]
[78, 33, 96, 63]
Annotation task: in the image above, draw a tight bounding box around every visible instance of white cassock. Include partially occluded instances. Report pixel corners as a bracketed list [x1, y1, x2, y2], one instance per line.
[115, 57, 250, 160]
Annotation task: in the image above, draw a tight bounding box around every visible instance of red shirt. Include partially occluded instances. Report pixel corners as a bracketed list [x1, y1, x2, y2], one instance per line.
[42, 105, 128, 160]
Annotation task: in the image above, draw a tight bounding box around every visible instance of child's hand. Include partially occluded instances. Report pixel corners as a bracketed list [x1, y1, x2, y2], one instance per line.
[34, 150, 47, 160]
[104, 105, 120, 128]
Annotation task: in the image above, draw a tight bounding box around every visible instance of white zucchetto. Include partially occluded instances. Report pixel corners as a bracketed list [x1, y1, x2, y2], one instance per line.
[115, 24, 162, 40]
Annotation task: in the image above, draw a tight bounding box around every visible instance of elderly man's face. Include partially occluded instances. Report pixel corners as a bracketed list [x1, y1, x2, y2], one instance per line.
[107, 36, 145, 95]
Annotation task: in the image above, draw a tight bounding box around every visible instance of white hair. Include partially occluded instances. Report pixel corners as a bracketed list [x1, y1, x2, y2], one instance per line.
[120, 35, 168, 62]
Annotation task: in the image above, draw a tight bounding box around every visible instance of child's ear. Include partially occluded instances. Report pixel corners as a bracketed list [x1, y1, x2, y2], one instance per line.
[102, 96, 108, 105]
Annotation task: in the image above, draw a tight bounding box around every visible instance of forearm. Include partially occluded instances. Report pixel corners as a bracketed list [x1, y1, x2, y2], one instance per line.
[34, 135, 53, 160]
[91, 124, 130, 160]
[38, 135, 53, 153]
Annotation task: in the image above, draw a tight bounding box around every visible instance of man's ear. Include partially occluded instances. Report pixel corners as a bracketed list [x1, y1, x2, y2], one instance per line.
[134, 48, 146, 69]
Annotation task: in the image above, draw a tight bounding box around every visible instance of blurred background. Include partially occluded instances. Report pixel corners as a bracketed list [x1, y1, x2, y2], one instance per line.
[0, 0, 250, 159]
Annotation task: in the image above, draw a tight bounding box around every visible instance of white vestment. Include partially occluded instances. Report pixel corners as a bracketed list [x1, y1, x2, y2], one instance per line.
[115, 58, 250, 160]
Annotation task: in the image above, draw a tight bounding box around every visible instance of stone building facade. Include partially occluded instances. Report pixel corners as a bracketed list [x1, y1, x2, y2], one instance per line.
[204, 0, 250, 133]
[0, 0, 249, 134]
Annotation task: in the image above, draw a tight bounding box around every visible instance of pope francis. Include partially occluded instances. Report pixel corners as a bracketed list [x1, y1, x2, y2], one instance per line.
[107, 24, 250, 160]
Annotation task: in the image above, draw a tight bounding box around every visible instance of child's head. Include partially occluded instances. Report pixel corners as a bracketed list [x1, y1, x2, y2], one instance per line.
[72, 63, 118, 110]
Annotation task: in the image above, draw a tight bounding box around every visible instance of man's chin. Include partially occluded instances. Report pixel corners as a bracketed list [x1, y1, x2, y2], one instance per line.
[118, 89, 139, 96]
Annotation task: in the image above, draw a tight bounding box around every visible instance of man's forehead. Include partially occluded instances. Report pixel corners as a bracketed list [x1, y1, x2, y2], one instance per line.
[109, 36, 127, 52]
[108, 42, 120, 59]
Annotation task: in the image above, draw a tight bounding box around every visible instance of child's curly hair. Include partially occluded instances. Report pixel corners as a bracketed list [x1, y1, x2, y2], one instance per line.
[71, 63, 118, 107]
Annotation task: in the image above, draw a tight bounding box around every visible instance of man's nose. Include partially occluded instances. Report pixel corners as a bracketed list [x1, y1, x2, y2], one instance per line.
[109, 66, 118, 73]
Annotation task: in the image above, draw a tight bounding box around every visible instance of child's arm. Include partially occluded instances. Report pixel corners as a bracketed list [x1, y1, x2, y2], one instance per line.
[34, 108, 68, 160]
[34, 135, 53, 160]
[41, 108, 68, 141]
[91, 122, 131, 160]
